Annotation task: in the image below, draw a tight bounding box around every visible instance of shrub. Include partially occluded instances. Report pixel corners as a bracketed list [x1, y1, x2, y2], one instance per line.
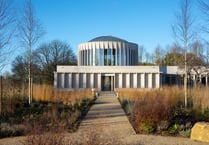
[143, 124, 155, 133]
[168, 123, 180, 135]
[204, 107, 209, 119]
[119, 86, 209, 135]
[22, 121, 66, 145]
[131, 90, 172, 133]
[120, 99, 132, 115]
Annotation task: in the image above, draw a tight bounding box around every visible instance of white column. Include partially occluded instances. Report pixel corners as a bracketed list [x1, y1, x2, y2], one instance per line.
[155, 73, 160, 88]
[86, 49, 88, 65]
[119, 48, 122, 66]
[78, 51, 80, 66]
[89, 49, 91, 65]
[127, 48, 129, 65]
[141, 73, 145, 88]
[123, 48, 126, 65]
[111, 76, 114, 91]
[206, 75, 208, 87]
[133, 73, 137, 88]
[68, 73, 72, 89]
[83, 73, 86, 88]
[98, 73, 101, 90]
[83, 50, 85, 65]
[61, 73, 65, 89]
[148, 73, 152, 88]
[119, 73, 123, 88]
[93, 48, 95, 66]
[75, 73, 79, 89]
[121, 48, 124, 65]
[90, 73, 94, 88]
[126, 73, 130, 88]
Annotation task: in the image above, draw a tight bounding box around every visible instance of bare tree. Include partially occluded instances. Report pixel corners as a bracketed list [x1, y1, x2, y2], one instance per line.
[198, 0, 209, 33]
[18, 0, 45, 104]
[0, 0, 15, 115]
[153, 45, 165, 66]
[0, 0, 15, 71]
[33, 40, 77, 84]
[172, 0, 195, 108]
[190, 40, 204, 57]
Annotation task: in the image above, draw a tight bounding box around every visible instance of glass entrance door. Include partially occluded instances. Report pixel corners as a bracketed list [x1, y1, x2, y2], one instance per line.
[101, 76, 114, 91]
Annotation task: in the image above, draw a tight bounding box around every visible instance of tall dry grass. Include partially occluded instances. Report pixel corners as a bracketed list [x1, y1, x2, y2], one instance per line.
[32, 84, 93, 104]
[1, 84, 94, 113]
[188, 87, 209, 111]
[118, 86, 209, 111]
[118, 86, 209, 133]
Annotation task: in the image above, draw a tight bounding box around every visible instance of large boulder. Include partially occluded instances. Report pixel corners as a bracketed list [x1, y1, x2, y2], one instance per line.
[191, 122, 209, 143]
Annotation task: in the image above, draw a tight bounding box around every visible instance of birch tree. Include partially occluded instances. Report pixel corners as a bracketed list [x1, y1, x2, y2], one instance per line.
[18, 0, 45, 104]
[172, 0, 195, 108]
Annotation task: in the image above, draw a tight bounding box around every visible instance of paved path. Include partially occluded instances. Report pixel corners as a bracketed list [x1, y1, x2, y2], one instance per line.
[75, 92, 135, 143]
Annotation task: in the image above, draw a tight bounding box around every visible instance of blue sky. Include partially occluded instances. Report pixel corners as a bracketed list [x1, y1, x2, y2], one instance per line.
[26, 0, 180, 52]
[3, 0, 203, 73]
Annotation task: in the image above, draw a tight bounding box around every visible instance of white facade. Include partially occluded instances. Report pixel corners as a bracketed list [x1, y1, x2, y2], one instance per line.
[54, 36, 160, 91]
[78, 36, 138, 66]
[54, 66, 160, 91]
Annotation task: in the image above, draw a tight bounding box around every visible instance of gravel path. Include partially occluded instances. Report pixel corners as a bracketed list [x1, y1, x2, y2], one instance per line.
[0, 92, 208, 145]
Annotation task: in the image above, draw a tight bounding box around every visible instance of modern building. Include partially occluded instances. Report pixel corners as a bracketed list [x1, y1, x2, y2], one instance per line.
[54, 36, 160, 91]
[54, 36, 209, 91]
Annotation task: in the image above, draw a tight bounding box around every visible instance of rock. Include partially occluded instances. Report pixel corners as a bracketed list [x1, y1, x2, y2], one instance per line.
[191, 122, 209, 143]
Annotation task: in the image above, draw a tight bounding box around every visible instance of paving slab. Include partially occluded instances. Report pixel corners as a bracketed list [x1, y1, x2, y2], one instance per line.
[76, 92, 135, 143]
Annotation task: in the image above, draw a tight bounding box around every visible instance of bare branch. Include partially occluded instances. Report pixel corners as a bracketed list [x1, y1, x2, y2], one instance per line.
[0, 0, 15, 72]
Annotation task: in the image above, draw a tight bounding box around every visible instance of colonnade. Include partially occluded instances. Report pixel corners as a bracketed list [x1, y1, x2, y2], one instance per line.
[54, 72, 160, 90]
[78, 41, 138, 66]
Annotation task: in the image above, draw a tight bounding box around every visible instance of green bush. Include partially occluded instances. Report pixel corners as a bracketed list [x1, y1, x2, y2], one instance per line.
[143, 124, 155, 133]
[121, 99, 132, 115]
[168, 123, 180, 135]
[179, 129, 191, 137]
[204, 107, 209, 119]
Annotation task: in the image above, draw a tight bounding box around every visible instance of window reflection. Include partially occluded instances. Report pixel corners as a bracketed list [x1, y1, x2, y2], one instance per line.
[100, 49, 104, 65]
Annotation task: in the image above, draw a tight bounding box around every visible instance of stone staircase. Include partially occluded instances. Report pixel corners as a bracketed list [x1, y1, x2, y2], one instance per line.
[98, 91, 118, 97]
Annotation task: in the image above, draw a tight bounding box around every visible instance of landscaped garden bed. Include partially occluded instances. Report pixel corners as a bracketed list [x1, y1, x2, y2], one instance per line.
[0, 86, 95, 139]
[118, 87, 209, 137]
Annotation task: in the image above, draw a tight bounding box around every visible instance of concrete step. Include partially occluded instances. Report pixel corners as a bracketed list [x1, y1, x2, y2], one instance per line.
[98, 91, 117, 97]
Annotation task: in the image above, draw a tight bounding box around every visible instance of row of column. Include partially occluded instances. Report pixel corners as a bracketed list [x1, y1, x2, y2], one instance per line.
[78, 47, 138, 66]
[56, 73, 101, 90]
[117, 73, 160, 89]
[55, 72, 160, 90]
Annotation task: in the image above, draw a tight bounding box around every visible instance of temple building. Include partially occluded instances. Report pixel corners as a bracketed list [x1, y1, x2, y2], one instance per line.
[54, 36, 160, 91]
[54, 36, 209, 91]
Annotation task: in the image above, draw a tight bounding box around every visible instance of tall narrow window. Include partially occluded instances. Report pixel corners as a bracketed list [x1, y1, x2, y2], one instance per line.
[104, 49, 107, 65]
[107, 48, 111, 66]
[100, 49, 104, 66]
[118, 48, 121, 66]
[112, 48, 116, 65]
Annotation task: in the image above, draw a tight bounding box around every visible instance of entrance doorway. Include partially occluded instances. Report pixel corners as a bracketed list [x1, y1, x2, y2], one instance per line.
[101, 75, 114, 91]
